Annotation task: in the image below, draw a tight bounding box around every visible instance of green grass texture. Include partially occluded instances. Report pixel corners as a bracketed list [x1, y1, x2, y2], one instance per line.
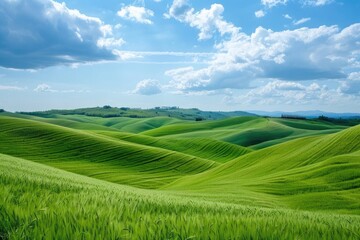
[165, 125, 360, 214]
[0, 113, 359, 239]
[1, 154, 359, 239]
[0, 116, 217, 188]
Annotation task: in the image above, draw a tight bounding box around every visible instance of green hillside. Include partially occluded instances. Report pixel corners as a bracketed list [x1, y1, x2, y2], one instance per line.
[96, 130, 252, 163]
[0, 116, 217, 188]
[0, 112, 359, 239]
[3, 112, 347, 150]
[165, 125, 360, 213]
[1, 112, 184, 133]
[144, 116, 346, 149]
[1, 154, 359, 239]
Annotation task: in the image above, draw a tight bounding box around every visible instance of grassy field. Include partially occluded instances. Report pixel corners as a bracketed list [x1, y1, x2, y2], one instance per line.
[0, 112, 359, 239]
[165, 125, 360, 213]
[1, 154, 360, 239]
[0, 116, 218, 188]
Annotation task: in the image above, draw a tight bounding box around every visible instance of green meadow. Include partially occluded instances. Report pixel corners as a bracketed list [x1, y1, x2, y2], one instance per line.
[0, 110, 359, 239]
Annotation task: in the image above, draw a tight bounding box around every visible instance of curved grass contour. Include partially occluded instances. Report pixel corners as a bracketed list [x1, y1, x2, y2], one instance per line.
[1, 154, 359, 239]
[165, 125, 360, 213]
[0, 116, 217, 188]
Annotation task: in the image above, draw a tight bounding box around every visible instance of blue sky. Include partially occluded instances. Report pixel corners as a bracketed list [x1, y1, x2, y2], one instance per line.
[0, 0, 359, 112]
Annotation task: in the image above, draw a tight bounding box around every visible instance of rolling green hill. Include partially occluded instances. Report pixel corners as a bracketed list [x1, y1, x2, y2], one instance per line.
[1, 112, 184, 133]
[144, 116, 346, 149]
[0, 116, 218, 188]
[95, 130, 252, 163]
[1, 153, 359, 239]
[3, 112, 347, 150]
[0, 112, 359, 239]
[19, 106, 256, 120]
[165, 125, 360, 213]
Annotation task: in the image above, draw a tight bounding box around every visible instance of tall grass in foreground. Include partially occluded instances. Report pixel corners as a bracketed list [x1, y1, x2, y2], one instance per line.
[1, 154, 359, 240]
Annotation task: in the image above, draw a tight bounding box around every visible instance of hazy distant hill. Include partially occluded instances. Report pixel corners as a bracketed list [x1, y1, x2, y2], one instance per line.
[249, 110, 360, 119]
[17, 106, 257, 120]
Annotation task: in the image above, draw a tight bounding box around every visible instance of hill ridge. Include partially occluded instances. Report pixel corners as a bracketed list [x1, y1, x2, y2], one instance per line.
[164, 124, 360, 213]
[0, 116, 218, 188]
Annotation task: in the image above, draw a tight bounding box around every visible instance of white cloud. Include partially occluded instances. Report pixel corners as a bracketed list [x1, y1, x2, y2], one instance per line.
[34, 84, 56, 92]
[338, 72, 360, 95]
[111, 50, 214, 63]
[255, 10, 266, 18]
[112, 50, 142, 61]
[284, 14, 292, 20]
[117, 6, 154, 24]
[97, 38, 125, 49]
[0, 85, 25, 91]
[167, 1, 239, 40]
[261, 0, 288, 8]
[186, 4, 239, 40]
[0, 0, 124, 69]
[224, 80, 335, 106]
[133, 79, 162, 95]
[348, 72, 360, 80]
[168, 0, 191, 20]
[99, 25, 113, 37]
[302, 0, 334, 6]
[293, 17, 311, 25]
[166, 10, 360, 93]
[34, 83, 87, 93]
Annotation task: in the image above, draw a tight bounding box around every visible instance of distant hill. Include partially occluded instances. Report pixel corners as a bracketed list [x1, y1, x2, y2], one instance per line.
[250, 110, 360, 119]
[17, 106, 256, 120]
[10, 107, 360, 122]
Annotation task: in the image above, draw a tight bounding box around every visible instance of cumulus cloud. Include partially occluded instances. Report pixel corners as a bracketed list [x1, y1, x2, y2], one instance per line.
[302, 0, 334, 6]
[261, 0, 288, 8]
[0, 0, 124, 69]
[166, 2, 360, 93]
[293, 17, 311, 25]
[167, 0, 191, 20]
[166, 63, 258, 91]
[117, 5, 154, 24]
[224, 80, 334, 105]
[338, 72, 360, 95]
[167, 1, 239, 40]
[186, 4, 238, 40]
[34, 84, 56, 92]
[255, 10, 266, 18]
[133, 79, 162, 95]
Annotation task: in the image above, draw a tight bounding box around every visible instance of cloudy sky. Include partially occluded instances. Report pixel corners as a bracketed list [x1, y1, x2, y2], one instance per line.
[0, 0, 359, 112]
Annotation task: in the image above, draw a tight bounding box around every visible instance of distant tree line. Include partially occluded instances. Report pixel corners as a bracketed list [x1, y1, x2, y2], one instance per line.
[281, 114, 306, 120]
[154, 106, 179, 110]
[318, 115, 360, 126]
